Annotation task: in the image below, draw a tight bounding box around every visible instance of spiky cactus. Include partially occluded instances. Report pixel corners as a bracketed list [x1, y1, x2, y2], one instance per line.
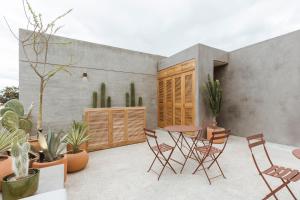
[100, 83, 106, 108]
[138, 97, 143, 106]
[125, 93, 130, 107]
[19, 119, 33, 133]
[204, 74, 222, 126]
[92, 91, 97, 108]
[1, 111, 19, 132]
[130, 82, 135, 107]
[11, 136, 30, 178]
[5, 99, 25, 116]
[107, 96, 111, 108]
[0, 128, 16, 153]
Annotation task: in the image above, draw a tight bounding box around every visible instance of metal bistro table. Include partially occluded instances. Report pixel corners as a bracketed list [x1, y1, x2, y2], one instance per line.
[164, 125, 202, 173]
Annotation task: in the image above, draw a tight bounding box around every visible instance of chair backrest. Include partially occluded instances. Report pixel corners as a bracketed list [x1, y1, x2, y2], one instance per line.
[210, 129, 231, 152]
[144, 128, 160, 152]
[246, 133, 273, 173]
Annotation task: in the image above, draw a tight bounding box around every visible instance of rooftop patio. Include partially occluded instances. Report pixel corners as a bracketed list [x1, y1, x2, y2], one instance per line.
[65, 130, 300, 200]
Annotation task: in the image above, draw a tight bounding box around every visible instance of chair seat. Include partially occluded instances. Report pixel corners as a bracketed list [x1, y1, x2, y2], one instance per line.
[152, 143, 174, 152]
[195, 145, 221, 155]
[263, 165, 300, 182]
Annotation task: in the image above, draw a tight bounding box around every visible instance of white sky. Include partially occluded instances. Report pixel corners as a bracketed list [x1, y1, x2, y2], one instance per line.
[1, 0, 300, 89]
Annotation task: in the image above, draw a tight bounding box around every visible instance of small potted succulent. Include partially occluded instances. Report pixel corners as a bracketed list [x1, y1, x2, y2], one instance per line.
[0, 128, 15, 192]
[65, 121, 89, 173]
[2, 136, 40, 199]
[32, 129, 68, 181]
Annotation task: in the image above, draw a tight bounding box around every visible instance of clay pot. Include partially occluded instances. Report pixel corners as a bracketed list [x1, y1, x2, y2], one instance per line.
[29, 139, 41, 153]
[206, 126, 225, 144]
[29, 152, 39, 168]
[32, 155, 67, 182]
[66, 150, 89, 173]
[67, 143, 87, 152]
[0, 156, 12, 192]
[2, 169, 40, 200]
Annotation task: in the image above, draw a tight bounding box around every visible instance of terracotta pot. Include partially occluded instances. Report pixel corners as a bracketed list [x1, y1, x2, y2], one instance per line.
[29, 139, 41, 153]
[66, 150, 89, 173]
[67, 143, 87, 152]
[2, 168, 39, 200]
[32, 155, 67, 182]
[29, 152, 39, 168]
[206, 126, 225, 144]
[0, 156, 12, 192]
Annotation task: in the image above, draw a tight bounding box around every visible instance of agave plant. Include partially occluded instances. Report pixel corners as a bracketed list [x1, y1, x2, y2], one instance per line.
[38, 129, 67, 162]
[204, 74, 222, 126]
[65, 121, 89, 153]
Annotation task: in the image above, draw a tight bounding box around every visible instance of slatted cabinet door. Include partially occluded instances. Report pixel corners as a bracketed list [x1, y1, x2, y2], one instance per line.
[174, 75, 183, 125]
[157, 79, 165, 127]
[183, 71, 195, 125]
[165, 77, 174, 126]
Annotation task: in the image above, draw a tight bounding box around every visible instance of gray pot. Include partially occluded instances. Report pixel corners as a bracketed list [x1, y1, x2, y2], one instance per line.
[2, 168, 40, 200]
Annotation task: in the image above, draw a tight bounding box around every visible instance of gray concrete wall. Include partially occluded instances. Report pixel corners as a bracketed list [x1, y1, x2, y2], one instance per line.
[19, 29, 164, 132]
[217, 30, 300, 146]
[158, 44, 228, 128]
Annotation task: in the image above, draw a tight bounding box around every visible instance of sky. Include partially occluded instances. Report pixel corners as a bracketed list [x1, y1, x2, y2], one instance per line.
[1, 0, 300, 90]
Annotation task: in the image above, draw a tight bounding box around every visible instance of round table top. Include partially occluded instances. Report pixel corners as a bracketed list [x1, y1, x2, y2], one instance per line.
[164, 125, 202, 132]
[292, 149, 300, 159]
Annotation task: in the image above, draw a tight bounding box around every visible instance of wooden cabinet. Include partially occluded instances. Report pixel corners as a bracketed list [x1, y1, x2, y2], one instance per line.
[157, 59, 195, 127]
[84, 107, 146, 152]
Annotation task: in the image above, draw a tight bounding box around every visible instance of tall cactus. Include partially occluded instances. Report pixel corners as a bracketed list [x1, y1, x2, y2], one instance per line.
[100, 83, 106, 108]
[138, 97, 143, 106]
[125, 92, 130, 107]
[11, 136, 30, 178]
[130, 82, 135, 107]
[107, 96, 111, 108]
[92, 91, 97, 108]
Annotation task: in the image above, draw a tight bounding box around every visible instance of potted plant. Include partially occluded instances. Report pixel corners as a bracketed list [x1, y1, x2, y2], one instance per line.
[203, 74, 224, 143]
[32, 129, 68, 181]
[2, 136, 40, 199]
[65, 121, 90, 173]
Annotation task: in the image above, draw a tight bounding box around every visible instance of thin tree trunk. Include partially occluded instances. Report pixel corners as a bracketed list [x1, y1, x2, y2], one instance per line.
[37, 79, 44, 132]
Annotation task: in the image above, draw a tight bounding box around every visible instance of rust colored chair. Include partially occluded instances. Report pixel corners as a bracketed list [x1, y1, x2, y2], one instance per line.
[144, 128, 177, 180]
[192, 129, 230, 184]
[246, 133, 300, 200]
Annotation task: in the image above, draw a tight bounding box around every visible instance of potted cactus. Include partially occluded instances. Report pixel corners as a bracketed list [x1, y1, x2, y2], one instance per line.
[32, 129, 68, 181]
[65, 121, 90, 173]
[2, 136, 40, 200]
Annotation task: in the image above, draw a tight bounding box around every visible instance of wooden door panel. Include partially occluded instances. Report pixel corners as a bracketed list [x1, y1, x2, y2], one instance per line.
[158, 80, 164, 127]
[165, 78, 173, 126]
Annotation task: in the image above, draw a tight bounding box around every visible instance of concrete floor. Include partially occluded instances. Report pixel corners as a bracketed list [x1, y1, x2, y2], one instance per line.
[66, 130, 300, 200]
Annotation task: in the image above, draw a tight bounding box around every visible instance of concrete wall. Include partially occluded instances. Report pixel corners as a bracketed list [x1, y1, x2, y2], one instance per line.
[158, 44, 228, 128]
[19, 29, 164, 132]
[217, 30, 300, 146]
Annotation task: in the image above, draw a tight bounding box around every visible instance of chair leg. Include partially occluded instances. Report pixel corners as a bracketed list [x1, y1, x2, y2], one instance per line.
[263, 180, 290, 200]
[281, 179, 297, 200]
[158, 150, 176, 180]
[147, 152, 159, 172]
[214, 159, 226, 179]
[260, 175, 279, 200]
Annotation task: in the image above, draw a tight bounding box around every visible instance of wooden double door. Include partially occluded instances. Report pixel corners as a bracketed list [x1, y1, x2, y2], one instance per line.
[157, 60, 195, 128]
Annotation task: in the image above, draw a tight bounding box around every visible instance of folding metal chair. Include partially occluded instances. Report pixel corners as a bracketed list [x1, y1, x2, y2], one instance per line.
[192, 129, 230, 184]
[144, 128, 177, 180]
[247, 133, 300, 200]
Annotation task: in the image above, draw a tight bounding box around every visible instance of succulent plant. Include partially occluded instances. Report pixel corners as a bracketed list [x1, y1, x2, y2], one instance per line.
[130, 82, 135, 106]
[4, 99, 24, 116]
[0, 107, 14, 117]
[1, 111, 19, 132]
[125, 92, 130, 107]
[65, 121, 89, 153]
[92, 91, 97, 108]
[11, 135, 30, 178]
[0, 128, 16, 153]
[38, 129, 67, 162]
[19, 119, 33, 133]
[138, 97, 143, 106]
[106, 96, 111, 108]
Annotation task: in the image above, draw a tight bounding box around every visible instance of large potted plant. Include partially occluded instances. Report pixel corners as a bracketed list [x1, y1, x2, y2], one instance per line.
[32, 129, 68, 181]
[2, 136, 39, 199]
[65, 121, 90, 173]
[203, 74, 224, 143]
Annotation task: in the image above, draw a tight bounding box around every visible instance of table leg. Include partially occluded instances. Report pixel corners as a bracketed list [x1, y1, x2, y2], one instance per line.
[168, 131, 187, 163]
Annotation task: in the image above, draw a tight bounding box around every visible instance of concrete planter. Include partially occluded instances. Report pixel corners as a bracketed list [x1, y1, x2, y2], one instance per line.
[2, 168, 40, 200]
[66, 150, 89, 173]
[0, 156, 12, 192]
[32, 155, 67, 182]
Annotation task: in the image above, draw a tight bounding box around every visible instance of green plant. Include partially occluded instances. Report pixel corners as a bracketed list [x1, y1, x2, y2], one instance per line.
[0, 99, 33, 134]
[100, 83, 106, 108]
[0, 128, 17, 153]
[125, 92, 130, 107]
[10, 136, 30, 178]
[204, 74, 222, 126]
[138, 97, 143, 106]
[0, 86, 19, 104]
[65, 121, 89, 153]
[92, 91, 97, 108]
[107, 96, 111, 107]
[130, 82, 135, 106]
[38, 129, 67, 162]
